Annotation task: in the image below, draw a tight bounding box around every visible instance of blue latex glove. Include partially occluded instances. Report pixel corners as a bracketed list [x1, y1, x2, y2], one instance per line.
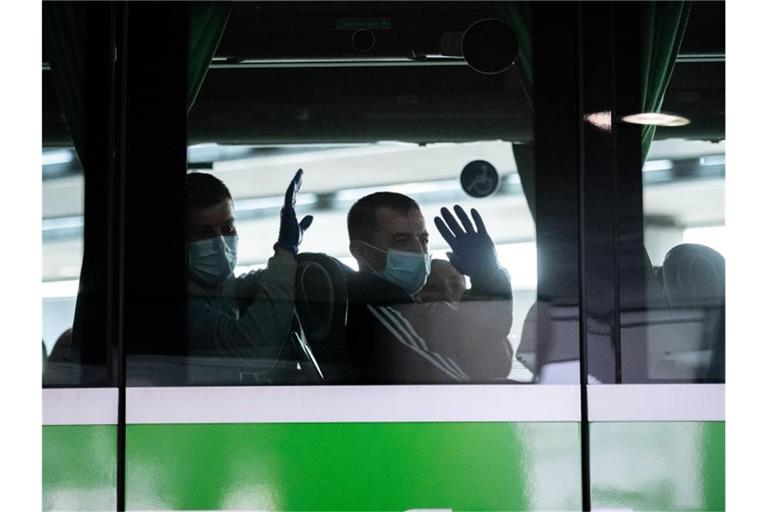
[434, 205, 500, 279]
[274, 169, 313, 255]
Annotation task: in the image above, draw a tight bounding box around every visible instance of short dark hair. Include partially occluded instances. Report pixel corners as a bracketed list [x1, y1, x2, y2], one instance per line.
[347, 192, 420, 242]
[186, 172, 232, 213]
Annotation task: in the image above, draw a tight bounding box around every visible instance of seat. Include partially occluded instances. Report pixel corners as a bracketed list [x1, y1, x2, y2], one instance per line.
[294, 252, 355, 383]
[520, 247, 671, 384]
[661, 243, 725, 382]
[663, 243, 725, 308]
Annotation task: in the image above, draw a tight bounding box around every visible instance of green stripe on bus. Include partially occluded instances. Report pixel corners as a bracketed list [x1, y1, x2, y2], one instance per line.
[126, 422, 582, 511]
[590, 422, 725, 511]
[43, 425, 117, 512]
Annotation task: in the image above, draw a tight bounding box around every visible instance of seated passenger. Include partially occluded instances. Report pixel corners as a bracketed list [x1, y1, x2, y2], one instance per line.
[186, 170, 313, 370]
[344, 192, 513, 383]
[417, 258, 467, 304]
[43, 328, 75, 386]
[47, 327, 74, 364]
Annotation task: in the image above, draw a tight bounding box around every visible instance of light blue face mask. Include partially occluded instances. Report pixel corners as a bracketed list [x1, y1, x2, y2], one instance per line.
[360, 241, 432, 296]
[188, 235, 238, 286]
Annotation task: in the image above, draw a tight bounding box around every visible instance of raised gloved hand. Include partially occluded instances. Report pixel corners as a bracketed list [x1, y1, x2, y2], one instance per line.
[434, 205, 500, 279]
[274, 169, 313, 256]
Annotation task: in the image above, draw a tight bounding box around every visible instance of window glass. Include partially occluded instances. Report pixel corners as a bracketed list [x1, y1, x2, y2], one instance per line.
[155, 140, 537, 384]
[42, 2, 118, 388]
[613, 43, 725, 384]
[124, 2, 582, 387]
[627, 138, 725, 383]
[572, 2, 725, 386]
[41, 148, 101, 386]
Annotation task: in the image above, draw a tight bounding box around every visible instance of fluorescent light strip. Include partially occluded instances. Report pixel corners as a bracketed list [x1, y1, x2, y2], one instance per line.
[642, 159, 674, 172]
[42, 150, 74, 166]
[336, 179, 461, 201]
[43, 216, 84, 231]
[234, 193, 317, 211]
[699, 154, 725, 167]
[42, 280, 79, 299]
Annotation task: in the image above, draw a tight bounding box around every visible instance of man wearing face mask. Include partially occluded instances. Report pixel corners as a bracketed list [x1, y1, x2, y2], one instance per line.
[186, 169, 312, 376]
[344, 192, 513, 384]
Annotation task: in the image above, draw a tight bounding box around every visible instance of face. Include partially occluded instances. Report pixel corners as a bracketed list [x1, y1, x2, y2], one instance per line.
[352, 206, 429, 271]
[418, 259, 467, 303]
[187, 199, 237, 242]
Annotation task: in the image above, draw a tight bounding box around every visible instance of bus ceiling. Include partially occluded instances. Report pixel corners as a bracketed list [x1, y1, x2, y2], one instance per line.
[41, 1, 724, 147]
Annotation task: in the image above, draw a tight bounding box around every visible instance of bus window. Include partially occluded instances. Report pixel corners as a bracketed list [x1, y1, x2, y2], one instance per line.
[618, 57, 725, 385]
[571, 2, 726, 386]
[633, 138, 725, 383]
[42, 149, 82, 384]
[123, 139, 541, 386]
[121, 1, 586, 387]
[42, 2, 118, 389]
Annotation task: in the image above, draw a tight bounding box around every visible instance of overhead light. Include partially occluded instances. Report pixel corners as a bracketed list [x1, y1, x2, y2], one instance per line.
[235, 193, 318, 211]
[336, 179, 459, 201]
[699, 154, 725, 167]
[42, 216, 84, 231]
[42, 150, 74, 166]
[642, 159, 674, 172]
[585, 111, 612, 131]
[621, 112, 690, 127]
[42, 280, 79, 299]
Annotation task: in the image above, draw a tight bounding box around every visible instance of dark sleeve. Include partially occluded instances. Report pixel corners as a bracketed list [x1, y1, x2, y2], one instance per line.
[398, 266, 514, 380]
[364, 304, 472, 383]
[346, 272, 471, 383]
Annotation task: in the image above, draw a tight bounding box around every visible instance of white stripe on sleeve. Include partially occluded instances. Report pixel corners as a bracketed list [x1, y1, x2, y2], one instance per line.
[368, 305, 467, 382]
[382, 306, 470, 381]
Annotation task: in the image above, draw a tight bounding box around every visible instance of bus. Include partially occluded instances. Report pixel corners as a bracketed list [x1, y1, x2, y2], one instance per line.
[42, 2, 725, 510]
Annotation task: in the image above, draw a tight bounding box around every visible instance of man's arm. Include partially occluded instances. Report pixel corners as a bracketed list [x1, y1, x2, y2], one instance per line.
[396, 285, 513, 380]
[428, 205, 515, 379]
[188, 250, 297, 362]
[187, 169, 313, 363]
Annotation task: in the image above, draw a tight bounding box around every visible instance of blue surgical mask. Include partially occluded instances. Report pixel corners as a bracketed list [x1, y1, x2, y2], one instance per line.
[188, 235, 238, 286]
[360, 241, 432, 296]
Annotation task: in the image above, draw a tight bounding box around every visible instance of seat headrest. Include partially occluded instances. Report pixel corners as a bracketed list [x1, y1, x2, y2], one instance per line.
[662, 243, 725, 307]
[295, 253, 353, 341]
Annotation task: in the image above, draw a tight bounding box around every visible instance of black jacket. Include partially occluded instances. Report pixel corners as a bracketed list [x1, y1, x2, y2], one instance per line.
[344, 267, 514, 384]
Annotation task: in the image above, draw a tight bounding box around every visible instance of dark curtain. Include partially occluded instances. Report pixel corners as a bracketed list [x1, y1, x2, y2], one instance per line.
[43, 2, 231, 380]
[187, 2, 233, 111]
[639, 2, 691, 160]
[45, 2, 231, 147]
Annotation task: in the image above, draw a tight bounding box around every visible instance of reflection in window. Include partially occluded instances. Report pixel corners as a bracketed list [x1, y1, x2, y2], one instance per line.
[42, 150, 87, 386]
[627, 140, 726, 383]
